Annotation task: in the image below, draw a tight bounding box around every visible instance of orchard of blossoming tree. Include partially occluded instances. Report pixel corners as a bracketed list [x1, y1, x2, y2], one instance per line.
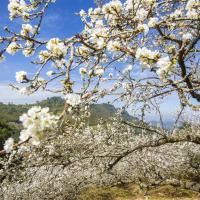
[0, 0, 200, 199]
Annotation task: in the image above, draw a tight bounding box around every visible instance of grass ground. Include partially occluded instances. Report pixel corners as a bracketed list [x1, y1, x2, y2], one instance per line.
[77, 183, 200, 200]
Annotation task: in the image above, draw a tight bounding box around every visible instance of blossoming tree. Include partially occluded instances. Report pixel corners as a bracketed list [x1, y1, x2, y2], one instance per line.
[0, 0, 200, 153]
[0, 1, 200, 198]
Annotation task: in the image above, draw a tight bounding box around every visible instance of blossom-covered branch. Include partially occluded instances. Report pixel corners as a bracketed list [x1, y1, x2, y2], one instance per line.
[0, 0, 199, 113]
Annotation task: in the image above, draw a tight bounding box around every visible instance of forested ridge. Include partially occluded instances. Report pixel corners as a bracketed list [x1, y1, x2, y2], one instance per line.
[0, 96, 135, 149]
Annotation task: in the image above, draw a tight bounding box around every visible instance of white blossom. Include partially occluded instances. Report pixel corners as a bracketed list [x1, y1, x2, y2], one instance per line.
[182, 33, 193, 41]
[186, 9, 198, 19]
[95, 67, 104, 76]
[23, 48, 34, 57]
[156, 56, 174, 80]
[6, 42, 21, 55]
[96, 38, 106, 49]
[0, 37, 3, 43]
[137, 24, 149, 35]
[186, 0, 199, 19]
[125, 0, 134, 10]
[148, 17, 158, 28]
[136, 47, 160, 68]
[107, 40, 121, 52]
[186, 0, 199, 10]
[46, 38, 67, 57]
[109, 73, 113, 78]
[15, 71, 27, 83]
[171, 9, 182, 18]
[39, 50, 51, 61]
[102, 0, 122, 14]
[65, 93, 81, 107]
[122, 64, 133, 74]
[77, 46, 90, 57]
[19, 87, 31, 95]
[53, 58, 66, 69]
[8, 0, 28, 20]
[136, 8, 148, 21]
[19, 106, 58, 145]
[79, 9, 86, 17]
[4, 137, 14, 153]
[21, 24, 34, 36]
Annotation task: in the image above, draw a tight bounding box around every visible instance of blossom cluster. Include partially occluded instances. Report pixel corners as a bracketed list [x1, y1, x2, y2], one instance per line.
[186, 0, 199, 19]
[6, 42, 21, 55]
[3, 106, 59, 153]
[19, 106, 58, 145]
[135, 47, 160, 69]
[15, 71, 27, 83]
[8, 0, 56, 20]
[46, 38, 67, 58]
[135, 47, 175, 79]
[3, 138, 14, 153]
[156, 56, 175, 80]
[65, 93, 81, 107]
[21, 24, 35, 36]
[8, 0, 31, 20]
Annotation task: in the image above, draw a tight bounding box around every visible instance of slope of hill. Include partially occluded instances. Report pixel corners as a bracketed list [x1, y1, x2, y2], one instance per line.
[0, 97, 135, 148]
[0, 102, 29, 123]
[0, 97, 135, 124]
[0, 120, 20, 149]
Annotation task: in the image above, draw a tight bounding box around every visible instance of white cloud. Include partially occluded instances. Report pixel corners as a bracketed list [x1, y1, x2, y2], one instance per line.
[0, 84, 61, 104]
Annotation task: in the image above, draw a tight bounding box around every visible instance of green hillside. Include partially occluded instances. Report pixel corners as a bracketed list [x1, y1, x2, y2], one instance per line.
[0, 97, 135, 149]
[0, 97, 64, 123]
[0, 97, 134, 123]
[89, 103, 135, 125]
[0, 120, 20, 149]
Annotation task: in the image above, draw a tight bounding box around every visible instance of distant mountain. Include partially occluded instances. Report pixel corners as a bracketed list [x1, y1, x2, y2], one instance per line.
[0, 97, 136, 148]
[37, 97, 136, 124]
[89, 103, 136, 125]
[0, 96, 136, 124]
[149, 121, 183, 130]
[0, 102, 29, 123]
[0, 97, 65, 124]
[0, 120, 20, 149]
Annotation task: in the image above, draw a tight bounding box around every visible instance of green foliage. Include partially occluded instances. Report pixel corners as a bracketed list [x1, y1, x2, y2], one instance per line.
[0, 120, 20, 149]
[36, 97, 64, 114]
[88, 103, 135, 125]
[0, 102, 29, 123]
